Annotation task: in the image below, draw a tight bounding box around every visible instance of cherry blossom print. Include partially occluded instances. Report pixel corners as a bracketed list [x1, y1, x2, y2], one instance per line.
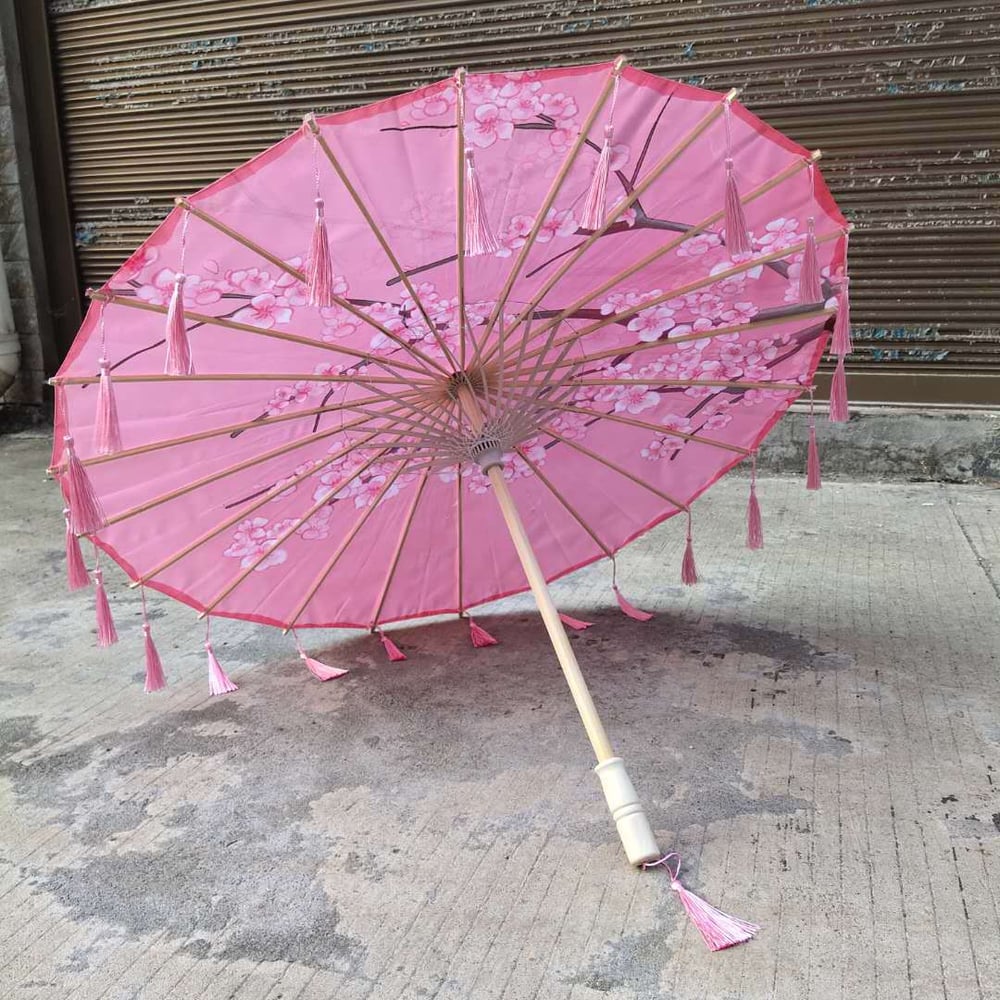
[119, 245, 158, 282]
[297, 503, 335, 540]
[537, 208, 579, 244]
[536, 91, 576, 120]
[627, 304, 676, 342]
[135, 268, 223, 307]
[408, 85, 456, 121]
[264, 380, 314, 416]
[613, 384, 660, 415]
[599, 289, 662, 317]
[640, 435, 682, 461]
[233, 293, 293, 329]
[270, 459, 322, 500]
[498, 80, 543, 120]
[223, 516, 297, 571]
[466, 103, 514, 149]
[226, 267, 275, 296]
[676, 232, 722, 258]
[717, 300, 759, 326]
[756, 217, 800, 252]
[320, 307, 363, 342]
[702, 411, 733, 430]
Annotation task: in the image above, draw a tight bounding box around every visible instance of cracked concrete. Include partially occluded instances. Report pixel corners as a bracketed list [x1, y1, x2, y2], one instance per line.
[1, 431, 999, 999]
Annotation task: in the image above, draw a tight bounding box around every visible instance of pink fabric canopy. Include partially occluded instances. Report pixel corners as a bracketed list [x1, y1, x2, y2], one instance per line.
[52, 60, 848, 633]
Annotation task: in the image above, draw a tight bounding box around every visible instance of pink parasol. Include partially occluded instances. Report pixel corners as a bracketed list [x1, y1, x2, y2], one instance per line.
[51, 58, 852, 948]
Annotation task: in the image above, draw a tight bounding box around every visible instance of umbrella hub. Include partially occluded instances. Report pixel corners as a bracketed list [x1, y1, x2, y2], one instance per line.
[442, 365, 492, 401]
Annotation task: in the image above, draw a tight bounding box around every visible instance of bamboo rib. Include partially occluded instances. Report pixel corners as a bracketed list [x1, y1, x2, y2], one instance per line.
[179, 199, 308, 281]
[106, 412, 372, 526]
[486, 144, 816, 368]
[199, 449, 410, 615]
[306, 117, 460, 370]
[508, 377, 806, 392]
[481, 56, 628, 340]
[178, 197, 450, 377]
[88, 289, 435, 379]
[546, 399, 753, 454]
[514, 447, 613, 559]
[512, 307, 835, 376]
[456, 463, 465, 614]
[284, 460, 411, 629]
[369, 469, 431, 625]
[455, 67, 468, 369]
[492, 380, 751, 455]
[487, 89, 743, 363]
[510, 229, 844, 376]
[53, 372, 436, 387]
[66, 391, 422, 469]
[131, 431, 389, 585]
[540, 424, 690, 511]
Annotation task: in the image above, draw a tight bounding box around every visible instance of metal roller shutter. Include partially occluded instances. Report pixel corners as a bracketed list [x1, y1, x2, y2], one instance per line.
[46, 0, 1000, 403]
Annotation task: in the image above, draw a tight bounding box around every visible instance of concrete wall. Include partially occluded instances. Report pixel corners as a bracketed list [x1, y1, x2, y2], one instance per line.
[0, 11, 44, 425]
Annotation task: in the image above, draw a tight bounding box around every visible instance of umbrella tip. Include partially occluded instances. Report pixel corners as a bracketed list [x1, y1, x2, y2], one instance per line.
[454, 66, 466, 84]
[724, 87, 740, 103]
[303, 113, 319, 134]
[810, 148, 823, 161]
[612, 55, 627, 73]
[127, 579, 141, 590]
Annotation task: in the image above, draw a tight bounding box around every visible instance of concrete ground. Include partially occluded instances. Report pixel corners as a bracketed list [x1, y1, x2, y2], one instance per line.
[1, 431, 998, 1000]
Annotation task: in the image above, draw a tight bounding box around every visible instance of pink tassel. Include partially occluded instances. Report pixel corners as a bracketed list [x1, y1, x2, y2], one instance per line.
[94, 358, 122, 455]
[831, 280, 853, 356]
[63, 435, 105, 536]
[682, 514, 698, 586]
[806, 410, 822, 491]
[580, 124, 613, 231]
[92, 567, 118, 647]
[307, 198, 335, 307]
[301, 653, 348, 681]
[724, 159, 753, 258]
[644, 855, 758, 952]
[206, 640, 238, 695]
[614, 585, 653, 622]
[64, 509, 89, 591]
[293, 631, 347, 680]
[468, 618, 499, 648]
[164, 274, 194, 375]
[143, 623, 167, 693]
[798, 218, 823, 303]
[377, 629, 407, 662]
[828, 356, 849, 423]
[559, 612, 594, 631]
[746, 469, 764, 550]
[463, 150, 500, 256]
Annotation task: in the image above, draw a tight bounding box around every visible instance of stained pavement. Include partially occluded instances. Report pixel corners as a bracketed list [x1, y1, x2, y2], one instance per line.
[1, 431, 998, 999]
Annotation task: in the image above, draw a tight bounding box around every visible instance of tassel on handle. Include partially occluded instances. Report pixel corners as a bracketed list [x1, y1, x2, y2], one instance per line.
[798, 217, 823, 303]
[580, 124, 614, 231]
[93, 567, 118, 648]
[94, 358, 122, 455]
[828, 356, 850, 423]
[64, 509, 89, 591]
[468, 617, 499, 648]
[614, 585, 653, 622]
[377, 629, 407, 662]
[559, 612, 594, 631]
[463, 150, 500, 256]
[63, 435, 105, 536]
[644, 854, 759, 952]
[307, 197, 335, 307]
[164, 274, 194, 375]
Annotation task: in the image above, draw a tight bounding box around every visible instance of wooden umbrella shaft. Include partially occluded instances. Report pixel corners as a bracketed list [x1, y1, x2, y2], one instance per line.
[486, 463, 615, 763]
